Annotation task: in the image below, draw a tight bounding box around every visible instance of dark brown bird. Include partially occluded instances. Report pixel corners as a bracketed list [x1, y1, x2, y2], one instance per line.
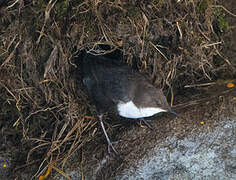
[82, 53, 176, 154]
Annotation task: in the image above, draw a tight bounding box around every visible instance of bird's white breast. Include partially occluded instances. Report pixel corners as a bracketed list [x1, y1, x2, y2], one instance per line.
[117, 101, 166, 119]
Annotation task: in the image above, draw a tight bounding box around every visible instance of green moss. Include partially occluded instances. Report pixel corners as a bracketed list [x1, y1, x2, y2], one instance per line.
[55, 0, 70, 18]
[124, 3, 142, 19]
[197, 0, 209, 14]
[215, 8, 229, 33]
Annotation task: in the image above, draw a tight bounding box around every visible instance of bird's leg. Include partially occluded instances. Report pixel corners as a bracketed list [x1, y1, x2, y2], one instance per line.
[98, 114, 119, 154]
[168, 109, 177, 116]
[139, 118, 153, 130]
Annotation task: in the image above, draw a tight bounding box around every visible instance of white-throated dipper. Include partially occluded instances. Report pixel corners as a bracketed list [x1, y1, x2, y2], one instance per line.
[82, 53, 176, 154]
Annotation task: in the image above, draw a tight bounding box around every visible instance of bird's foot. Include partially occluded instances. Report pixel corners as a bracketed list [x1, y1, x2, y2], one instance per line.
[107, 140, 122, 155]
[139, 118, 153, 130]
[98, 114, 122, 155]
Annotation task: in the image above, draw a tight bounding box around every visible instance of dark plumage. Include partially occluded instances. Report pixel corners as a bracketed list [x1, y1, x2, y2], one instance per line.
[82, 53, 176, 154]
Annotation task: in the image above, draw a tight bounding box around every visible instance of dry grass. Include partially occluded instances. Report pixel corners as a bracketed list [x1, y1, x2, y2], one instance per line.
[0, 0, 235, 179]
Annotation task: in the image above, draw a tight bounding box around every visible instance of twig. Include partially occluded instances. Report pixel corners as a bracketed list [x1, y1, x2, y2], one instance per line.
[52, 165, 72, 180]
[184, 82, 216, 88]
[149, 41, 169, 61]
[6, 0, 20, 9]
[212, 5, 236, 17]
[24, 104, 63, 122]
[173, 88, 235, 109]
[36, 0, 58, 44]
[176, 22, 183, 40]
[1, 39, 21, 68]
[215, 49, 235, 69]
[201, 41, 222, 48]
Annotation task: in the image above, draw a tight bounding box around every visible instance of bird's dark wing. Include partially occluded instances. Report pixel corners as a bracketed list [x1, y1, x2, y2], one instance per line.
[82, 54, 134, 105]
[133, 80, 170, 110]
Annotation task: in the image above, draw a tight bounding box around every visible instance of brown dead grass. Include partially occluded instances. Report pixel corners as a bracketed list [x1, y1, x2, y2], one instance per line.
[0, 0, 235, 179]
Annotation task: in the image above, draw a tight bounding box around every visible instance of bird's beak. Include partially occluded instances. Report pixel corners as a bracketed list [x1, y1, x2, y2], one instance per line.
[168, 109, 177, 116]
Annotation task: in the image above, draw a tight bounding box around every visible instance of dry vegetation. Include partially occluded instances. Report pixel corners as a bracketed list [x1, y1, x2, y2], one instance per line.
[0, 0, 235, 179]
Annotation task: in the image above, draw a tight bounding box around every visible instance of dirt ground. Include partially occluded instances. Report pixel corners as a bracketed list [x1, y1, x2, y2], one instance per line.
[0, 0, 236, 179]
[51, 85, 236, 180]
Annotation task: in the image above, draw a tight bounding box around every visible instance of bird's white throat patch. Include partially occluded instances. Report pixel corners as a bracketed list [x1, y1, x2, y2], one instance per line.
[117, 101, 166, 119]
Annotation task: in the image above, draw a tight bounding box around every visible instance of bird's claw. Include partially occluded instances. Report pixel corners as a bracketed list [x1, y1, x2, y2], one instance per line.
[107, 140, 122, 155]
[139, 118, 153, 130]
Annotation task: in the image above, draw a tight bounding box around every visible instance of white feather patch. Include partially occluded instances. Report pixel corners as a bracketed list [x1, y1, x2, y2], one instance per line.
[117, 101, 166, 119]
